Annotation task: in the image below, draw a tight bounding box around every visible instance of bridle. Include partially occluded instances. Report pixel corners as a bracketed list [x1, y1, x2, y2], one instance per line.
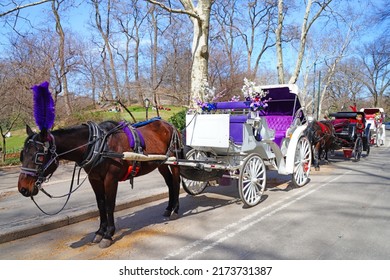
[18, 121, 124, 215]
[20, 122, 105, 192]
[19, 126, 100, 215]
[20, 133, 59, 192]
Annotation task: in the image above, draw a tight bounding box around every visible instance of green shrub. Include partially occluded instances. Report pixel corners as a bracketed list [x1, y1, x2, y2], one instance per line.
[168, 109, 187, 131]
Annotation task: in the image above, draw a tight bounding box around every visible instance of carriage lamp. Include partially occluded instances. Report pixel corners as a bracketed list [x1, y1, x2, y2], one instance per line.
[144, 98, 150, 120]
[253, 115, 261, 130]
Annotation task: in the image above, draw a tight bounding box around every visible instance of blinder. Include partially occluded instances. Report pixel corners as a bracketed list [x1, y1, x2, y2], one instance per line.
[20, 133, 59, 190]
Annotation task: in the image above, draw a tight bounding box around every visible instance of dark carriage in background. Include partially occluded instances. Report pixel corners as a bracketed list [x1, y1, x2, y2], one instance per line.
[330, 111, 371, 161]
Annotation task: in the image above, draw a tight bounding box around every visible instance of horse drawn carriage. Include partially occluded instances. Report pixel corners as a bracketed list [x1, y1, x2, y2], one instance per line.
[166, 84, 312, 207]
[18, 81, 311, 247]
[329, 111, 370, 161]
[360, 108, 386, 146]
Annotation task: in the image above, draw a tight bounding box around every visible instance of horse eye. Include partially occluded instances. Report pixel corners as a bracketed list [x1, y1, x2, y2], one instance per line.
[36, 154, 45, 164]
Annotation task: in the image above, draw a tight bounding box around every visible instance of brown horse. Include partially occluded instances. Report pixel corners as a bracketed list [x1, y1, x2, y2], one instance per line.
[304, 120, 338, 171]
[18, 118, 182, 248]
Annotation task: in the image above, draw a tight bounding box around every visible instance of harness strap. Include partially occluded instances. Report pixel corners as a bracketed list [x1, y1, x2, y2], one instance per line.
[120, 122, 143, 183]
[120, 164, 140, 182]
[318, 122, 331, 134]
[78, 121, 105, 169]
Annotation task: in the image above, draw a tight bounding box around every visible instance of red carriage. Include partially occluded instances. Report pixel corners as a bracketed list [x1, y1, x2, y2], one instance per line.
[330, 111, 370, 161]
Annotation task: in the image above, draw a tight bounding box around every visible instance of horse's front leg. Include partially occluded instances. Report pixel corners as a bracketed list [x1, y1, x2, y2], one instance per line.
[158, 165, 180, 220]
[98, 176, 119, 248]
[324, 148, 329, 164]
[89, 178, 107, 244]
[313, 143, 320, 171]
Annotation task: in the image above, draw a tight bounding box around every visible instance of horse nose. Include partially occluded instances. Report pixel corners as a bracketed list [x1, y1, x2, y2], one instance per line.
[19, 187, 30, 197]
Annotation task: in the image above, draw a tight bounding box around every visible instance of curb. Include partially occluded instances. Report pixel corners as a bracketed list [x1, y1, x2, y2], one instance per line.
[0, 191, 170, 244]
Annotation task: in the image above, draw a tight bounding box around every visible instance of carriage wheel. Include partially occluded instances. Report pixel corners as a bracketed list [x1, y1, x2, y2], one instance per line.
[182, 179, 209, 195]
[292, 136, 312, 187]
[181, 149, 209, 195]
[354, 136, 363, 161]
[238, 153, 266, 207]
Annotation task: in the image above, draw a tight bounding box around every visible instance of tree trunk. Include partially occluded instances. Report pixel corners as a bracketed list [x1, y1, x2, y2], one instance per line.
[147, 0, 212, 107]
[288, 0, 333, 84]
[185, 0, 212, 107]
[52, 0, 72, 115]
[93, 0, 120, 99]
[276, 0, 285, 84]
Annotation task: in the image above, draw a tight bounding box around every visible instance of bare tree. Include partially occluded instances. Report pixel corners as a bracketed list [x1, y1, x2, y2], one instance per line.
[359, 37, 390, 107]
[91, 0, 120, 100]
[147, 0, 213, 107]
[51, 0, 72, 115]
[113, 0, 149, 104]
[276, 0, 333, 84]
[326, 58, 365, 112]
[244, 0, 278, 78]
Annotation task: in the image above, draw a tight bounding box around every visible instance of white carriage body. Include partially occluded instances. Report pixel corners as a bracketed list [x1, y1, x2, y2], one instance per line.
[173, 84, 313, 207]
[360, 107, 386, 146]
[184, 84, 309, 175]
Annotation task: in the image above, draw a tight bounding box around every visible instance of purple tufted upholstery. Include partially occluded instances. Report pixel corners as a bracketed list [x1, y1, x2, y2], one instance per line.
[264, 116, 292, 147]
[212, 100, 296, 146]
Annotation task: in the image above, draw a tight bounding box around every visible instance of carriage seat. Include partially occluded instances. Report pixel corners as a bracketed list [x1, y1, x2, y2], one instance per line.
[229, 115, 248, 144]
[264, 115, 293, 147]
[332, 119, 350, 133]
[228, 114, 294, 146]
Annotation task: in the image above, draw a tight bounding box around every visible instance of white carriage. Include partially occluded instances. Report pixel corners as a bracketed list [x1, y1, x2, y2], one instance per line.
[170, 84, 312, 207]
[360, 108, 386, 146]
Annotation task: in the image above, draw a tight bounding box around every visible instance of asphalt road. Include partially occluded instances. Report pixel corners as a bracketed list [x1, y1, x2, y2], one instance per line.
[0, 135, 389, 261]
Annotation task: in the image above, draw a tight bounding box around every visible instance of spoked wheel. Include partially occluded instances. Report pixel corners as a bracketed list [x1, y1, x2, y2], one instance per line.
[181, 149, 209, 195]
[292, 136, 312, 187]
[354, 136, 363, 161]
[238, 153, 266, 207]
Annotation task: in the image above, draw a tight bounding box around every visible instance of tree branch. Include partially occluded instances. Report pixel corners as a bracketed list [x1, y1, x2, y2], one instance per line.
[146, 0, 200, 21]
[0, 0, 51, 17]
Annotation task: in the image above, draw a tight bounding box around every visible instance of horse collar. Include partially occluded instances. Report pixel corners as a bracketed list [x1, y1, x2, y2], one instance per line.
[78, 121, 105, 169]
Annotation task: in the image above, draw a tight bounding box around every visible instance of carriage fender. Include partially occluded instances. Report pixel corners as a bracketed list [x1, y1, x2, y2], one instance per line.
[285, 125, 307, 174]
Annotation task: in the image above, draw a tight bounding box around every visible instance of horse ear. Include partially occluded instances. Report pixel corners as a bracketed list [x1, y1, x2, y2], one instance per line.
[39, 128, 49, 141]
[26, 125, 34, 136]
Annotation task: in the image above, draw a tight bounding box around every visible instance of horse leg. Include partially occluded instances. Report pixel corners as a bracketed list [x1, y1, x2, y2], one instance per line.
[324, 147, 329, 164]
[158, 164, 180, 220]
[89, 178, 107, 244]
[314, 143, 320, 171]
[98, 176, 119, 248]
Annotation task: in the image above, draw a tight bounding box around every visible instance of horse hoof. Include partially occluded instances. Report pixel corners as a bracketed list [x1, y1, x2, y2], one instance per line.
[163, 210, 171, 217]
[92, 234, 103, 244]
[99, 238, 113, 248]
[170, 212, 179, 220]
[315, 167, 320, 171]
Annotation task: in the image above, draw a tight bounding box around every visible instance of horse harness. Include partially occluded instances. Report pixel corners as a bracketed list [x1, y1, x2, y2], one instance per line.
[29, 119, 180, 186]
[20, 119, 181, 205]
[118, 118, 182, 187]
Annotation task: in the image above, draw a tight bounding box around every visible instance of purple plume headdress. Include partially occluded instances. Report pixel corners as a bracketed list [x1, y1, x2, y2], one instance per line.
[31, 81, 55, 131]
